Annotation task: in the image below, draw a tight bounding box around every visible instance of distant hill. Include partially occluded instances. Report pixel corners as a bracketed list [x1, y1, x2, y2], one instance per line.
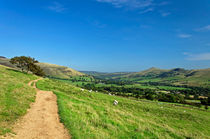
[81, 71, 132, 79]
[82, 67, 210, 87]
[0, 57, 85, 79]
[125, 67, 169, 78]
[117, 67, 210, 87]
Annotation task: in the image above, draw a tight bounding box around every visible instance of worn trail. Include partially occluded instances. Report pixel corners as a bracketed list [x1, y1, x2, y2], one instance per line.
[3, 79, 70, 139]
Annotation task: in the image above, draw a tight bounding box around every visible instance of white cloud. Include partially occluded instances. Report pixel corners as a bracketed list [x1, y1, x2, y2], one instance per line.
[48, 2, 67, 13]
[178, 34, 192, 38]
[196, 25, 210, 32]
[184, 52, 210, 61]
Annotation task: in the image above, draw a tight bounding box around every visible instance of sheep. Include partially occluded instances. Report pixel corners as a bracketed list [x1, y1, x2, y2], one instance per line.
[89, 90, 92, 93]
[109, 93, 112, 96]
[81, 89, 84, 91]
[113, 100, 118, 105]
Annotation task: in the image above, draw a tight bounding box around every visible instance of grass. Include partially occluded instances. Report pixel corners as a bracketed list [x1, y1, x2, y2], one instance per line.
[37, 78, 210, 139]
[0, 65, 38, 135]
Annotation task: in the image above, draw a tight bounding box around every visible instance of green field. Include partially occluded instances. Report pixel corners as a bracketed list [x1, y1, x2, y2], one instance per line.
[57, 78, 189, 91]
[0, 65, 38, 135]
[37, 78, 210, 139]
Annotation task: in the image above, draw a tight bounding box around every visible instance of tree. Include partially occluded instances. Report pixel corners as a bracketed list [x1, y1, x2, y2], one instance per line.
[10, 56, 45, 77]
[10, 56, 38, 73]
[10, 56, 27, 72]
[28, 63, 45, 77]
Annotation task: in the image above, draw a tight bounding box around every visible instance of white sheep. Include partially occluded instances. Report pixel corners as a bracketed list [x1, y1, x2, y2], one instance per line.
[89, 90, 92, 93]
[109, 93, 112, 96]
[113, 100, 118, 105]
[81, 89, 84, 91]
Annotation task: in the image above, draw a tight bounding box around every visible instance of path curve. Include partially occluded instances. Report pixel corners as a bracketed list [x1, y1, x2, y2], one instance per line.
[4, 79, 70, 139]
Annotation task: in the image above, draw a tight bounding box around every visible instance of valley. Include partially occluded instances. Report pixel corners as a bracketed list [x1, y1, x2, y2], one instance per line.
[0, 57, 210, 139]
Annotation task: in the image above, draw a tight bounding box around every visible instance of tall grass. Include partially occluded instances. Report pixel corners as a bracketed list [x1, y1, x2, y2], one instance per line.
[0, 65, 38, 135]
[37, 78, 210, 139]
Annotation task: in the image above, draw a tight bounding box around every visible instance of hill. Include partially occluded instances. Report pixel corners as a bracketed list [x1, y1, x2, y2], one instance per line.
[82, 67, 210, 87]
[125, 67, 169, 78]
[107, 68, 210, 87]
[0, 57, 16, 68]
[0, 57, 85, 79]
[80, 71, 131, 79]
[36, 63, 85, 79]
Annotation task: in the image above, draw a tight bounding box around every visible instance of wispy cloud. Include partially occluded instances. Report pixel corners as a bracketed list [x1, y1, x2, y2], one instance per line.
[184, 52, 210, 61]
[139, 7, 154, 14]
[160, 12, 171, 17]
[196, 25, 210, 32]
[158, 1, 170, 6]
[178, 34, 192, 38]
[48, 2, 67, 13]
[96, 0, 154, 9]
[96, 0, 171, 16]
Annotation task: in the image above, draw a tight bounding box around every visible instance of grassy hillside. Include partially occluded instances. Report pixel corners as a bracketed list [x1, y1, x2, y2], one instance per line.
[80, 71, 131, 80]
[0, 57, 16, 68]
[37, 78, 210, 139]
[126, 67, 169, 78]
[0, 65, 38, 135]
[36, 63, 85, 79]
[0, 57, 85, 79]
[111, 68, 210, 87]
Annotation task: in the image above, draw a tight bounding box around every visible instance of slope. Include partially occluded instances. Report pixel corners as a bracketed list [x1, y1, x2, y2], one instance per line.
[0, 65, 38, 135]
[36, 63, 85, 79]
[80, 71, 131, 79]
[37, 78, 210, 139]
[116, 67, 210, 87]
[0, 57, 16, 68]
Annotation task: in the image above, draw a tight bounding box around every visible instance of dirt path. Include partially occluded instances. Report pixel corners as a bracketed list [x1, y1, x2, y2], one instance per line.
[3, 79, 70, 139]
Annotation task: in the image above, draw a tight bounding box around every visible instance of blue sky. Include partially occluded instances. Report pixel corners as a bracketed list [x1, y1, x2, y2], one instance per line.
[0, 0, 210, 72]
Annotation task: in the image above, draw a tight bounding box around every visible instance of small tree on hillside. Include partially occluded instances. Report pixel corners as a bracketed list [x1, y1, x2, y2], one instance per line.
[10, 56, 45, 77]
